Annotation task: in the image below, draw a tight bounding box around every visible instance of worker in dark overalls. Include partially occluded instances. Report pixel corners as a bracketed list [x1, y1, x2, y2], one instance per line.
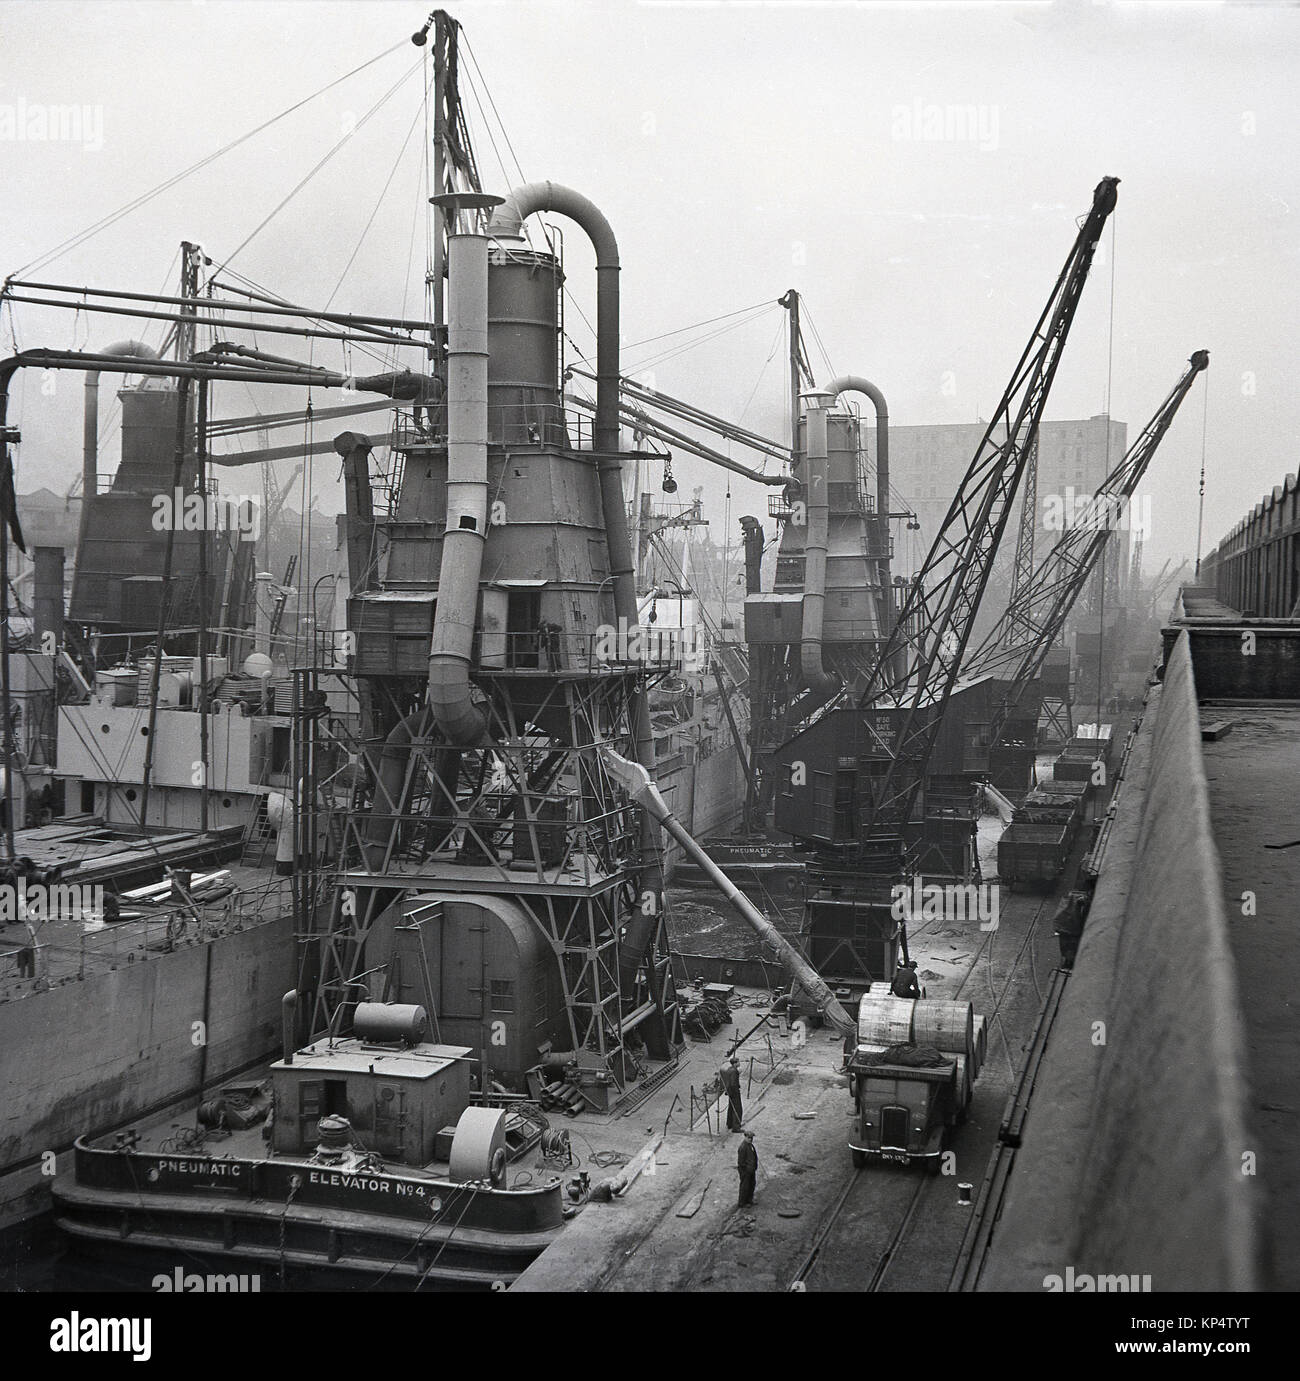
[891, 959, 921, 998]
[1053, 885, 1092, 970]
[737, 1131, 758, 1207]
[720, 1055, 743, 1131]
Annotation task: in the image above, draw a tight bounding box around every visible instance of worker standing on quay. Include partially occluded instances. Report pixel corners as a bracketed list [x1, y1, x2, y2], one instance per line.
[1053, 880, 1094, 970]
[891, 959, 921, 998]
[720, 1055, 743, 1131]
[737, 1131, 758, 1207]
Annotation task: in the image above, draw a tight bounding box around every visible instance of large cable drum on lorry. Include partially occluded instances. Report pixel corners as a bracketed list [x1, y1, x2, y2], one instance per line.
[911, 999, 974, 1058]
[857, 995, 915, 1046]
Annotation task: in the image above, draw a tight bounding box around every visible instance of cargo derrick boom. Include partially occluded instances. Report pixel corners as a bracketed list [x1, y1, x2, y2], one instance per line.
[850, 178, 1119, 836]
[768, 178, 1118, 987]
[965, 349, 1210, 757]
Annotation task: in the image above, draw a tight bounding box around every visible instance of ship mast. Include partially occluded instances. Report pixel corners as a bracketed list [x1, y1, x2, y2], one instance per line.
[139, 241, 203, 832]
[419, 9, 483, 335]
[0, 419, 23, 861]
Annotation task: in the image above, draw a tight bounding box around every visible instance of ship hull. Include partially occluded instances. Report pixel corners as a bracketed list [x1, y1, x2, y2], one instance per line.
[52, 1138, 566, 1289]
[1, 914, 295, 1231]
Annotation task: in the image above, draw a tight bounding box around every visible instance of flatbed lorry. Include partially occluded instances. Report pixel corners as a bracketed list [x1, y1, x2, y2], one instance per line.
[848, 994, 985, 1172]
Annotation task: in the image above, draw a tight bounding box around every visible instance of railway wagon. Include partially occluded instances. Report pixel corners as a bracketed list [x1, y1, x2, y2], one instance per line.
[997, 820, 1072, 888]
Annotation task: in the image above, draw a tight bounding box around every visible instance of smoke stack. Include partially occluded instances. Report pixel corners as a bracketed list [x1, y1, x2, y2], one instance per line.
[33, 547, 65, 653]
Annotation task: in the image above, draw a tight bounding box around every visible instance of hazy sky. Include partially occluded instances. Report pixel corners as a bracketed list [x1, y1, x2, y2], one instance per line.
[2, 0, 1296, 571]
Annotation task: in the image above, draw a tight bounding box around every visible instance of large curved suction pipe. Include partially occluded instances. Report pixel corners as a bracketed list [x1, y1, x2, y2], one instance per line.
[488, 182, 633, 624]
[823, 375, 890, 527]
[800, 390, 836, 695]
[363, 712, 424, 865]
[740, 515, 765, 595]
[426, 229, 492, 747]
[825, 374, 897, 662]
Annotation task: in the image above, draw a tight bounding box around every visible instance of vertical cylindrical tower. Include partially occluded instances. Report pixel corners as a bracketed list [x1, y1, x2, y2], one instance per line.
[800, 389, 834, 692]
[487, 247, 563, 446]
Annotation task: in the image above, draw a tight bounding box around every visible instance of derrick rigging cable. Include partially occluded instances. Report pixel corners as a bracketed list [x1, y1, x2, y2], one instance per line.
[623, 301, 778, 356]
[321, 94, 430, 317]
[213, 54, 425, 277]
[623, 303, 779, 376]
[799, 301, 837, 381]
[12, 39, 412, 279]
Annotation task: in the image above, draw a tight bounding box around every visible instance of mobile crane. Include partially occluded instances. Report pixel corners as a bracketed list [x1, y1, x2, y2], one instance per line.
[770, 179, 1120, 996]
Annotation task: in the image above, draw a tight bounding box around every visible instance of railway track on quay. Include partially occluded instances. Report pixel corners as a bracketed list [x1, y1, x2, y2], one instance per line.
[786, 883, 1061, 1292]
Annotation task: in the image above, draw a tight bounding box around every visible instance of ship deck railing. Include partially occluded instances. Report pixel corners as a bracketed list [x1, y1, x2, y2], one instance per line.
[0, 868, 293, 1002]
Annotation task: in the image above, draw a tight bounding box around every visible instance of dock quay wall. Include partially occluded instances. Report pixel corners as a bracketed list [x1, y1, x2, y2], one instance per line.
[981, 631, 1257, 1291]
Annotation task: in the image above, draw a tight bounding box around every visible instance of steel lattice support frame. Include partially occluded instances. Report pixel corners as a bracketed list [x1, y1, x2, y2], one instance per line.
[1005, 435, 1040, 649]
[292, 659, 682, 1078]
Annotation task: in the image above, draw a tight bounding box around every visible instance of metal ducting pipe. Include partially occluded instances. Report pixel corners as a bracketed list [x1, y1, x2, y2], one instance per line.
[800, 390, 835, 694]
[281, 990, 298, 1064]
[427, 228, 492, 748]
[824, 375, 890, 524]
[824, 374, 895, 651]
[32, 546, 65, 653]
[601, 749, 855, 1038]
[489, 183, 665, 978]
[335, 431, 377, 596]
[362, 711, 423, 865]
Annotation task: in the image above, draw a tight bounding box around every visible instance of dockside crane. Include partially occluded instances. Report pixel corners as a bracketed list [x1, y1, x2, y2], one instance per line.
[848, 177, 1120, 844]
[964, 350, 1210, 753]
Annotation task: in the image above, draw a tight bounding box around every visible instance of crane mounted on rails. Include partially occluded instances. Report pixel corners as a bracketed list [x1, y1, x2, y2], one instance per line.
[847, 177, 1120, 842]
[963, 349, 1210, 761]
[767, 177, 1119, 989]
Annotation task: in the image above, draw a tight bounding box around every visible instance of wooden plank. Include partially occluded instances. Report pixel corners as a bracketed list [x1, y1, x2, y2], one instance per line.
[675, 1180, 712, 1218]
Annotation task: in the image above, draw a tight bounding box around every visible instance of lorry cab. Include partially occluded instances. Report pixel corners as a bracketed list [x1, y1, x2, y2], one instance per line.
[848, 1062, 958, 1173]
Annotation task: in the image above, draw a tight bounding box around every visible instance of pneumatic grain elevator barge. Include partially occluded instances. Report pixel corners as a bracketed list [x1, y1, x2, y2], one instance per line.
[298, 189, 684, 1109]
